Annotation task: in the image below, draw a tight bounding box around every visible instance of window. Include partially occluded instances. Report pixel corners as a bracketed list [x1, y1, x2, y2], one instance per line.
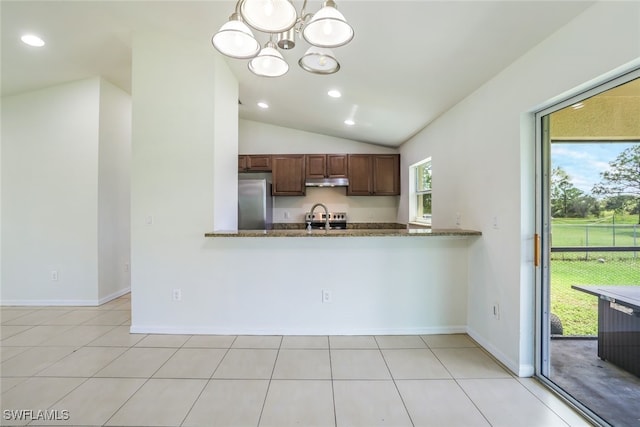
[410, 158, 432, 224]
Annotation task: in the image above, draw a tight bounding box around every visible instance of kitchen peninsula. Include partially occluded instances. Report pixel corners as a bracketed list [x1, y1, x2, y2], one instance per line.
[205, 228, 481, 238]
[192, 225, 482, 337]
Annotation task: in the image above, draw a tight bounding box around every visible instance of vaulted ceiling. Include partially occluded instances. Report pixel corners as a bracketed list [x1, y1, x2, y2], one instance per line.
[1, 1, 594, 146]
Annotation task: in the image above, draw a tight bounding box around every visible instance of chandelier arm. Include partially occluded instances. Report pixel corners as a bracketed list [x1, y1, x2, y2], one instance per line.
[234, 0, 243, 15]
[297, 0, 314, 30]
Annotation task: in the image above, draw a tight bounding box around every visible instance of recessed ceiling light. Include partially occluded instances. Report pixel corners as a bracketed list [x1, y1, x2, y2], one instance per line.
[344, 119, 355, 126]
[21, 34, 45, 47]
[328, 89, 342, 98]
[257, 102, 269, 109]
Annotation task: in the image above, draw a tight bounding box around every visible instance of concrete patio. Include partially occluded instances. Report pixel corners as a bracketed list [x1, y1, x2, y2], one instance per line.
[550, 337, 640, 426]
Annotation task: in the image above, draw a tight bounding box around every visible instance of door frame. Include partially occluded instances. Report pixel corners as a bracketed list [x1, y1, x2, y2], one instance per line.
[533, 67, 640, 423]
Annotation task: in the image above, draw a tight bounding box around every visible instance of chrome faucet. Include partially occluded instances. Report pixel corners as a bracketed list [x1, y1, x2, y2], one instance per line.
[309, 203, 330, 231]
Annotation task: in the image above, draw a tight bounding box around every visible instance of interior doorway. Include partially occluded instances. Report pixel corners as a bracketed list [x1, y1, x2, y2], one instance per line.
[536, 73, 640, 426]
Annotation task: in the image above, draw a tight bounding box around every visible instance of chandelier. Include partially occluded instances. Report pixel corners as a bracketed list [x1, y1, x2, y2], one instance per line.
[212, 0, 354, 77]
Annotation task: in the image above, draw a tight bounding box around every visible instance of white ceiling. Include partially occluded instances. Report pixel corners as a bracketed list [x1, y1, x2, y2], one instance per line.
[1, 1, 594, 147]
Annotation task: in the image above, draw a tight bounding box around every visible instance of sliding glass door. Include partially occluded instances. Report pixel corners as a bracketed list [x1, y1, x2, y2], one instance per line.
[536, 72, 640, 426]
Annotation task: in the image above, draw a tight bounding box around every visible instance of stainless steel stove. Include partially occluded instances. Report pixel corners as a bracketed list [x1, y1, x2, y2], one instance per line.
[305, 212, 347, 229]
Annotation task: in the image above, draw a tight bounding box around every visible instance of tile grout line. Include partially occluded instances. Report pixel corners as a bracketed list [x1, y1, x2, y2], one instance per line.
[178, 336, 239, 427]
[255, 335, 283, 427]
[0, 308, 38, 326]
[1, 324, 77, 347]
[374, 336, 416, 427]
[86, 301, 155, 427]
[20, 298, 136, 426]
[0, 324, 38, 342]
[327, 336, 338, 427]
[98, 299, 188, 426]
[425, 338, 495, 427]
[24, 375, 93, 426]
[514, 377, 578, 427]
[0, 315, 130, 392]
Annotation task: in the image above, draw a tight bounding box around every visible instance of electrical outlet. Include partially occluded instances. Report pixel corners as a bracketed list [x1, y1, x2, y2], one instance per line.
[493, 215, 499, 229]
[145, 215, 154, 225]
[322, 289, 332, 303]
[493, 303, 500, 319]
[124, 263, 130, 273]
[456, 212, 461, 226]
[172, 288, 182, 301]
[51, 270, 58, 281]
[284, 211, 290, 219]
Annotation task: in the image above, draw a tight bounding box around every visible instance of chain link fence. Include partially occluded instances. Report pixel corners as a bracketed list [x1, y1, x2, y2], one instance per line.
[550, 223, 640, 336]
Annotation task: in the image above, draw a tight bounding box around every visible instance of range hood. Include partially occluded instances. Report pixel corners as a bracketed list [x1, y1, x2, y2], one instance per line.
[305, 177, 349, 187]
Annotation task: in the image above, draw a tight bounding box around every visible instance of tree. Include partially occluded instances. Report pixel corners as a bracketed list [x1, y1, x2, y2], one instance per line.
[570, 195, 599, 218]
[604, 195, 638, 215]
[551, 166, 584, 217]
[592, 145, 640, 223]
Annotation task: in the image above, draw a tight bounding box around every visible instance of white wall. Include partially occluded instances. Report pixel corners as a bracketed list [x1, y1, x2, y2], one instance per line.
[240, 119, 397, 155]
[98, 79, 132, 301]
[1, 77, 132, 305]
[213, 57, 239, 232]
[399, 1, 640, 375]
[130, 32, 232, 324]
[240, 119, 400, 224]
[132, 235, 471, 335]
[129, 32, 471, 335]
[2, 78, 100, 304]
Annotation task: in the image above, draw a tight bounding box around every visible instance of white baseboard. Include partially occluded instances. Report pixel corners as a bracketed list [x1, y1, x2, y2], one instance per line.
[98, 287, 131, 305]
[467, 326, 534, 377]
[1, 299, 101, 307]
[129, 324, 468, 336]
[1, 287, 130, 307]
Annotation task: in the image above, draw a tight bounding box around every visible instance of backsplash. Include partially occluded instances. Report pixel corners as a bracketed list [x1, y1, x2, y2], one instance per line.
[272, 187, 399, 224]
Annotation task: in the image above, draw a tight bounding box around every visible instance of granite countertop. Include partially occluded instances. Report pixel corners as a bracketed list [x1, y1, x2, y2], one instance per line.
[204, 227, 481, 238]
[271, 222, 407, 230]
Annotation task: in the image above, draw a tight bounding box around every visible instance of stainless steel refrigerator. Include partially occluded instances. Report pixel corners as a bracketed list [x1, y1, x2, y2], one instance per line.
[238, 177, 273, 230]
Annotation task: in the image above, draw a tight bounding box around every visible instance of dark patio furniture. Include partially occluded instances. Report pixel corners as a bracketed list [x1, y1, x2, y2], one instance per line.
[572, 285, 640, 378]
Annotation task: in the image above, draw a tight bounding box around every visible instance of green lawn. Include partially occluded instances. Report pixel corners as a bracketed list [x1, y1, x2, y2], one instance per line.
[552, 214, 639, 247]
[551, 258, 639, 335]
[551, 213, 640, 336]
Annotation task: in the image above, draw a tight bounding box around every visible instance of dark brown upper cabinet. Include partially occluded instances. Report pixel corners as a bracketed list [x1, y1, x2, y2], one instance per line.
[238, 155, 272, 172]
[271, 155, 306, 196]
[347, 154, 400, 196]
[305, 154, 348, 179]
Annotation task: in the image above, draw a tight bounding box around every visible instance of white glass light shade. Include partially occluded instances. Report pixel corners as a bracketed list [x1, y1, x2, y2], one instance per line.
[240, 0, 298, 33]
[298, 47, 340, 74]
[212, 18, 260, 59]
[302, 2, 354, 48]
[248, 42, 289, 77]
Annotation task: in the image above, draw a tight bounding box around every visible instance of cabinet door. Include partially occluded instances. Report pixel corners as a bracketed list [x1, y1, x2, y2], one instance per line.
[272, 155, 306, 196]
[372, 154, 400, 195]
[347, 154, 372, 195]
[246, 155, 272, 171]
[327, 154, 348, 178]
[238, 155, 247, 172]
[305, 154, 326, 179]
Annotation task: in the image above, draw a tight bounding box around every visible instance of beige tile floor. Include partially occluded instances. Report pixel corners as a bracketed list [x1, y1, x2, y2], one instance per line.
[0, 294, 591, 427]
